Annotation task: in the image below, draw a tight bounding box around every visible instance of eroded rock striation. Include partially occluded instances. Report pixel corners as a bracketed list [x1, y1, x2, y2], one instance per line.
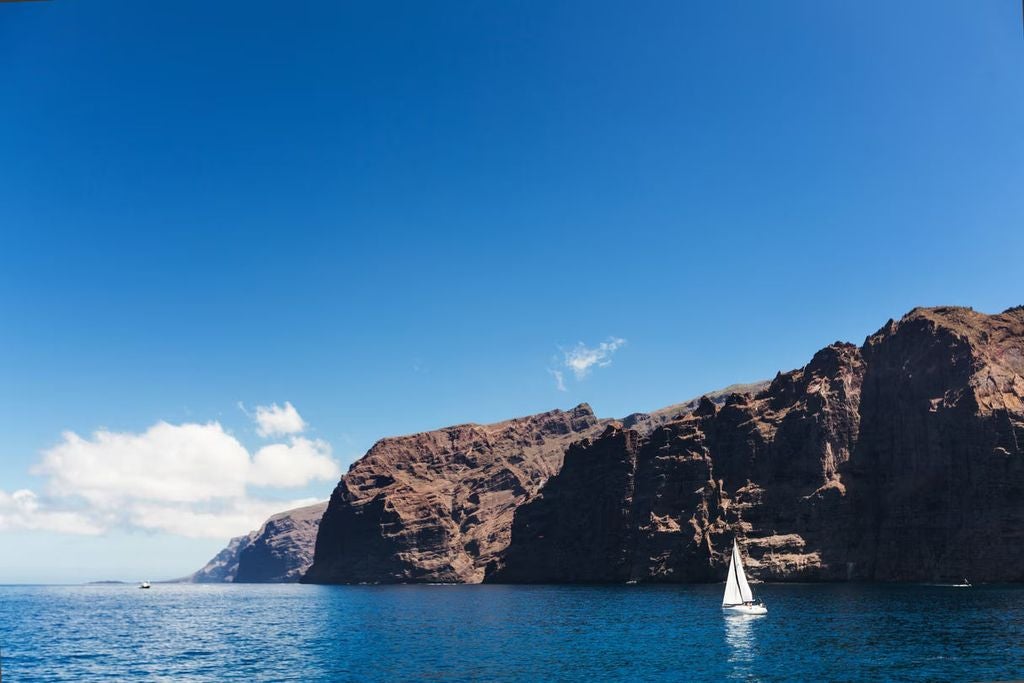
[303, 404, 604, 583]
[488, 306, 1024, 583]
[190, 502, 327, 583]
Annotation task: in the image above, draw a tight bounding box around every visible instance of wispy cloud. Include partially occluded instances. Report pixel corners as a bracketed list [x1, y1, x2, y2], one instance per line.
[4, 403, 339, 539]
[564, 337, 626, 379]
[548, 337, 626, 390]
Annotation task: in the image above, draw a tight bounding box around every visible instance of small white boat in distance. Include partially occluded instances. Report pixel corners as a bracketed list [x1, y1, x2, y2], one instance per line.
[139, 581, 151, 589]
[722, 539, 767, 615]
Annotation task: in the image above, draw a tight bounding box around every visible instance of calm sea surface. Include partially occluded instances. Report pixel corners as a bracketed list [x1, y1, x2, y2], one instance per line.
[0, 583, 1021, 681]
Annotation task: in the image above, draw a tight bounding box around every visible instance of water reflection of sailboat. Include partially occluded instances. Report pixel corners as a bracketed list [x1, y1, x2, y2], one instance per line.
[724, 612, 761, 677]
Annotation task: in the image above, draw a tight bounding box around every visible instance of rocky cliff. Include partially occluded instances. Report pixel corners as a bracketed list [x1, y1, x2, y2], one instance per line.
[234, 502, 327, 582]
[487, 306, 1024, 583]
[200, 306, 1023, 585]
[190, 502, 327, 583]
[196, 391, 753, 584]
[303, 404, 604, 583]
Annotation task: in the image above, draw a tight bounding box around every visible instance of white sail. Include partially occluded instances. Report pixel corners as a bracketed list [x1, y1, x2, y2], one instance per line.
[733, 540, 754, 603]
[722, 551, 743, 606]
[722, 539, 754, 606]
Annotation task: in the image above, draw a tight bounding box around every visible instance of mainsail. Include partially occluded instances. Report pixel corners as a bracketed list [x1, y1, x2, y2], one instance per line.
[722, 539, 754, 606]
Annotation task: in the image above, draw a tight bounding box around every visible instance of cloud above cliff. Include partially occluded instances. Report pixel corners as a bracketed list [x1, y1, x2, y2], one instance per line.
[7, 407, 339, 539]
[564, 337, 626, 379]
[127, 496, 321, 539]
[251, 401, 307, 437]
[549, 369, 567, 392]
[550, 337, 626, 389]
[249, 437, 337, 487]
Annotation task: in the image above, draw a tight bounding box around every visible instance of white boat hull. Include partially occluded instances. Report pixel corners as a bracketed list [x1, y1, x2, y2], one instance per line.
[723, 604, 767, 615]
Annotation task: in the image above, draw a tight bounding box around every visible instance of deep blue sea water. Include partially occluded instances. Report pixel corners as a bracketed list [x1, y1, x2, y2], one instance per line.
[0, 583, 1021, 681]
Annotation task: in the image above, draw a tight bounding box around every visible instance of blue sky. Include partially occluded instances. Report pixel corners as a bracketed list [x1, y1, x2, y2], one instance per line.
[1, 0, 1022, 582]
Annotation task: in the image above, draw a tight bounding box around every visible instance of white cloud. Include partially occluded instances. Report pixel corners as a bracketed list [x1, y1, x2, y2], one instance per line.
[13, 411, 339, 539]
[249, 437, 339, 488]
[563, 337, 626, 380]
[36, 422, 252, 506]
[0, 489, 103, 535]
[253, 402, 306, 438]
[128, 497, 320, 539]
[548, 369, 567, 392]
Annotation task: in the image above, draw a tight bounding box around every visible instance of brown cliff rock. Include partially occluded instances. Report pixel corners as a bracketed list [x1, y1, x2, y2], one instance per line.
[489, 306, 1024, 583]
[845, 306, 1024, 581]
[621, 381, 769, 430]
[303, 404, 604, 583]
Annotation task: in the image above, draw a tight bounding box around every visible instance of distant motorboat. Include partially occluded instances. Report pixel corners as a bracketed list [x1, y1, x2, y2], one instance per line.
[722, 539, 767, 615]
[139, 581, 151, 589]
[954, 578, 972, 588]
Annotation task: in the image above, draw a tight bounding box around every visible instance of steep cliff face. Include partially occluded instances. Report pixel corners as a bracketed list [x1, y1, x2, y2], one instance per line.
[233, 502, 326, 582]
[845, 306, 1024, 581]
[490, 306, 1024, 583]
[491, 342, 864, 582]
[489, 427, 644, 582]
[303, 404, 604, 584]
[190, 502, 326, 583]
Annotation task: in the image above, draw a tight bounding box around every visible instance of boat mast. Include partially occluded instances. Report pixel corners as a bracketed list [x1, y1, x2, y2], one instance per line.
[733, 540, 741, 604]
[726, 538, 741, 606]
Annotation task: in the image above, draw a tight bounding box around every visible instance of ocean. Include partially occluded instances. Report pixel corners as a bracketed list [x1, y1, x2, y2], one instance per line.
[0, 583, 1021, 681]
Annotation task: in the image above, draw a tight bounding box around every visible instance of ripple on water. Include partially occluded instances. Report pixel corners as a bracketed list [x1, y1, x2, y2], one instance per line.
[0, 583, 1022, 681]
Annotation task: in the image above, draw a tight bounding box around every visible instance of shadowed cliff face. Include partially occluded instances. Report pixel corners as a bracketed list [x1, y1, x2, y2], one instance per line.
[190, 502, 326, 583]
[303, 404, 604, 584]
[845, 307, 1024, 581]
[233, 502, 326, 582]
[489, 306, 1024, 584]
[487, 427, 645, 582]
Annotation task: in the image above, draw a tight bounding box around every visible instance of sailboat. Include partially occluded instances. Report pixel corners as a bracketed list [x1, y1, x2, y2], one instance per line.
[722, 539, 767, 615]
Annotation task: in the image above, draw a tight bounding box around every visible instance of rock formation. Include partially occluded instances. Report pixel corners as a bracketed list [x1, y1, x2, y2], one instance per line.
[303, 404, 604, 583]
[233, 502, 327, 582]
[196, 306, 1022, 585]
[621, 381, 769, 430]
[189, 502, 327, 583]
[488, 306, 1024, 583]
[845, 306, 1024, 581]
[195, 391, 751, 585]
